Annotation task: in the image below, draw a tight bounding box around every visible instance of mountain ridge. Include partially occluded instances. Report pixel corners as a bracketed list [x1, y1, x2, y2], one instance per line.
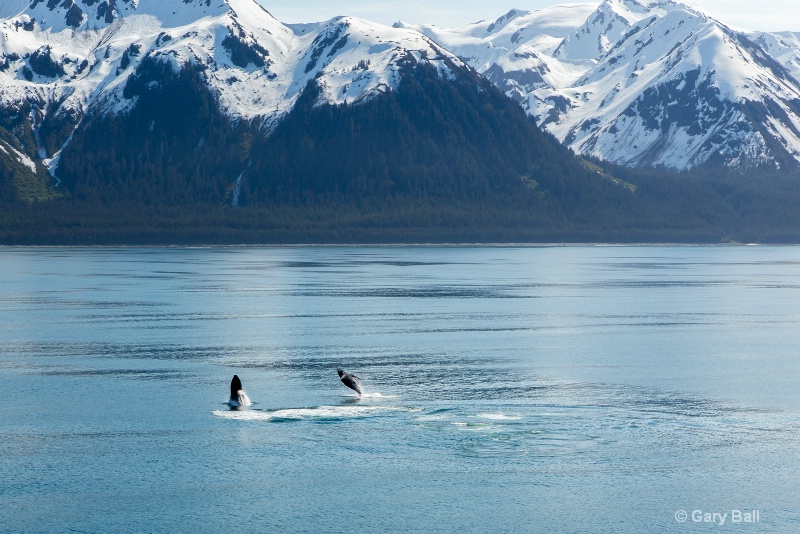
[400, 0, 800, 170]
[3, 0, 800, 178]
[0, 0, 467, 186]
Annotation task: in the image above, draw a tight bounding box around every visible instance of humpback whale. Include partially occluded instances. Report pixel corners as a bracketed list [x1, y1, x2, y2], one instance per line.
[337, 369, 364, 395]
[228, 374, 252, 408]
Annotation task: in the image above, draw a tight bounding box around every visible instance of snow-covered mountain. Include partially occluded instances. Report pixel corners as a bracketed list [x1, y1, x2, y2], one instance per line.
[3, 0, 800, 185]
[399, 0, 800, 170]
[0, 0, 463, 182]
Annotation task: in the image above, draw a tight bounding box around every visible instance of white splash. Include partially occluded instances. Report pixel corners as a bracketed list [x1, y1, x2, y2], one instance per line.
[342, 392, 397, 399]
[227, 390, 252, 408]
[473, 413, 523, 421]
[213, 404, 408, 421]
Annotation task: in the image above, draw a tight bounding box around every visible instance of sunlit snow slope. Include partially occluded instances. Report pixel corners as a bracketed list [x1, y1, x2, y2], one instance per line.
[401, 0, 800, 170]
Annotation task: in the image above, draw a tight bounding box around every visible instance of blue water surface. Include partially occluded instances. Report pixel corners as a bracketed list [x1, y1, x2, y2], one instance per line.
[0, 246, 798, 533]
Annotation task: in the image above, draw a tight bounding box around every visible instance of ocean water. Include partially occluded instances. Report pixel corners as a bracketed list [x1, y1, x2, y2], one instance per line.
[0, 245, 798, 533]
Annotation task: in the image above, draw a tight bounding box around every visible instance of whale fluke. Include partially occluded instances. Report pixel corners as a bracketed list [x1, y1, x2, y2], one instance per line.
[228, 374, 252, 408]
[337, 369, 364, 395]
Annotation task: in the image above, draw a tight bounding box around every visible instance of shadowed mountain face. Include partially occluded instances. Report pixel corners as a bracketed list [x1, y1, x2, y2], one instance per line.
[0, 0, 624, 214]
[55, 51, 622, 215]
[0, 0, 468, 195]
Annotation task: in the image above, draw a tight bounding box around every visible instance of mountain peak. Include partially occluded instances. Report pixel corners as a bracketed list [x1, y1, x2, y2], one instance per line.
[409, 1, 800, 170]
[487, 8, 531, 34]
[0, 0, 471, 181]
[4, 0, 285, 34]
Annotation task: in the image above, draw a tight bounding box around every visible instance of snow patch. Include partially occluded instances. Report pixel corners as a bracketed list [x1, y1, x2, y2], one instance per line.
[7, 144, 36, 173]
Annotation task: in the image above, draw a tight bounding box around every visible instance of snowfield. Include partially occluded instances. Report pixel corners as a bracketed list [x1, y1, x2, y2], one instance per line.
[402, 0, 800, 170]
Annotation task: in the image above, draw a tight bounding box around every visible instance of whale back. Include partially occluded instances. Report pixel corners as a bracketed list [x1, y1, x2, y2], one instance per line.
[230, 375, 243, 398]
[338, 370, 364, 395]
[228, 374, 252, 408]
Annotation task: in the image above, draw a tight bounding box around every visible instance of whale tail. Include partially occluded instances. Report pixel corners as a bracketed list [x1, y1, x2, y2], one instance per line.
[228, 374, 252, 408]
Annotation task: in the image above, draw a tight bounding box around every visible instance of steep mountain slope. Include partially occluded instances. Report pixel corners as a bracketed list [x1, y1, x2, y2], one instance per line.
[396, 4, 597, 106]
[0, 0, 464, 194]
[751, 31, 800, 86]
[402, 0, 800, 170]
[242, 60, 612, 210]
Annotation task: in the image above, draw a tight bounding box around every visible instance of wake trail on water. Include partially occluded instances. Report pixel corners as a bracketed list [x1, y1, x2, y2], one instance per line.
[472, 413, 523, 421]
[342, 391, 397, 399]
[213, 404, 410, 422]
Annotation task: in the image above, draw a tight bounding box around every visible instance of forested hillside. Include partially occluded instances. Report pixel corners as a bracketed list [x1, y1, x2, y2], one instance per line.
[3, 58, 800, 244]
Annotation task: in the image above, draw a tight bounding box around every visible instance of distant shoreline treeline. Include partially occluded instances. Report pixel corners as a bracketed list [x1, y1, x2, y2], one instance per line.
[4, 160, 800, 246]
[3, 166, 800, 246]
